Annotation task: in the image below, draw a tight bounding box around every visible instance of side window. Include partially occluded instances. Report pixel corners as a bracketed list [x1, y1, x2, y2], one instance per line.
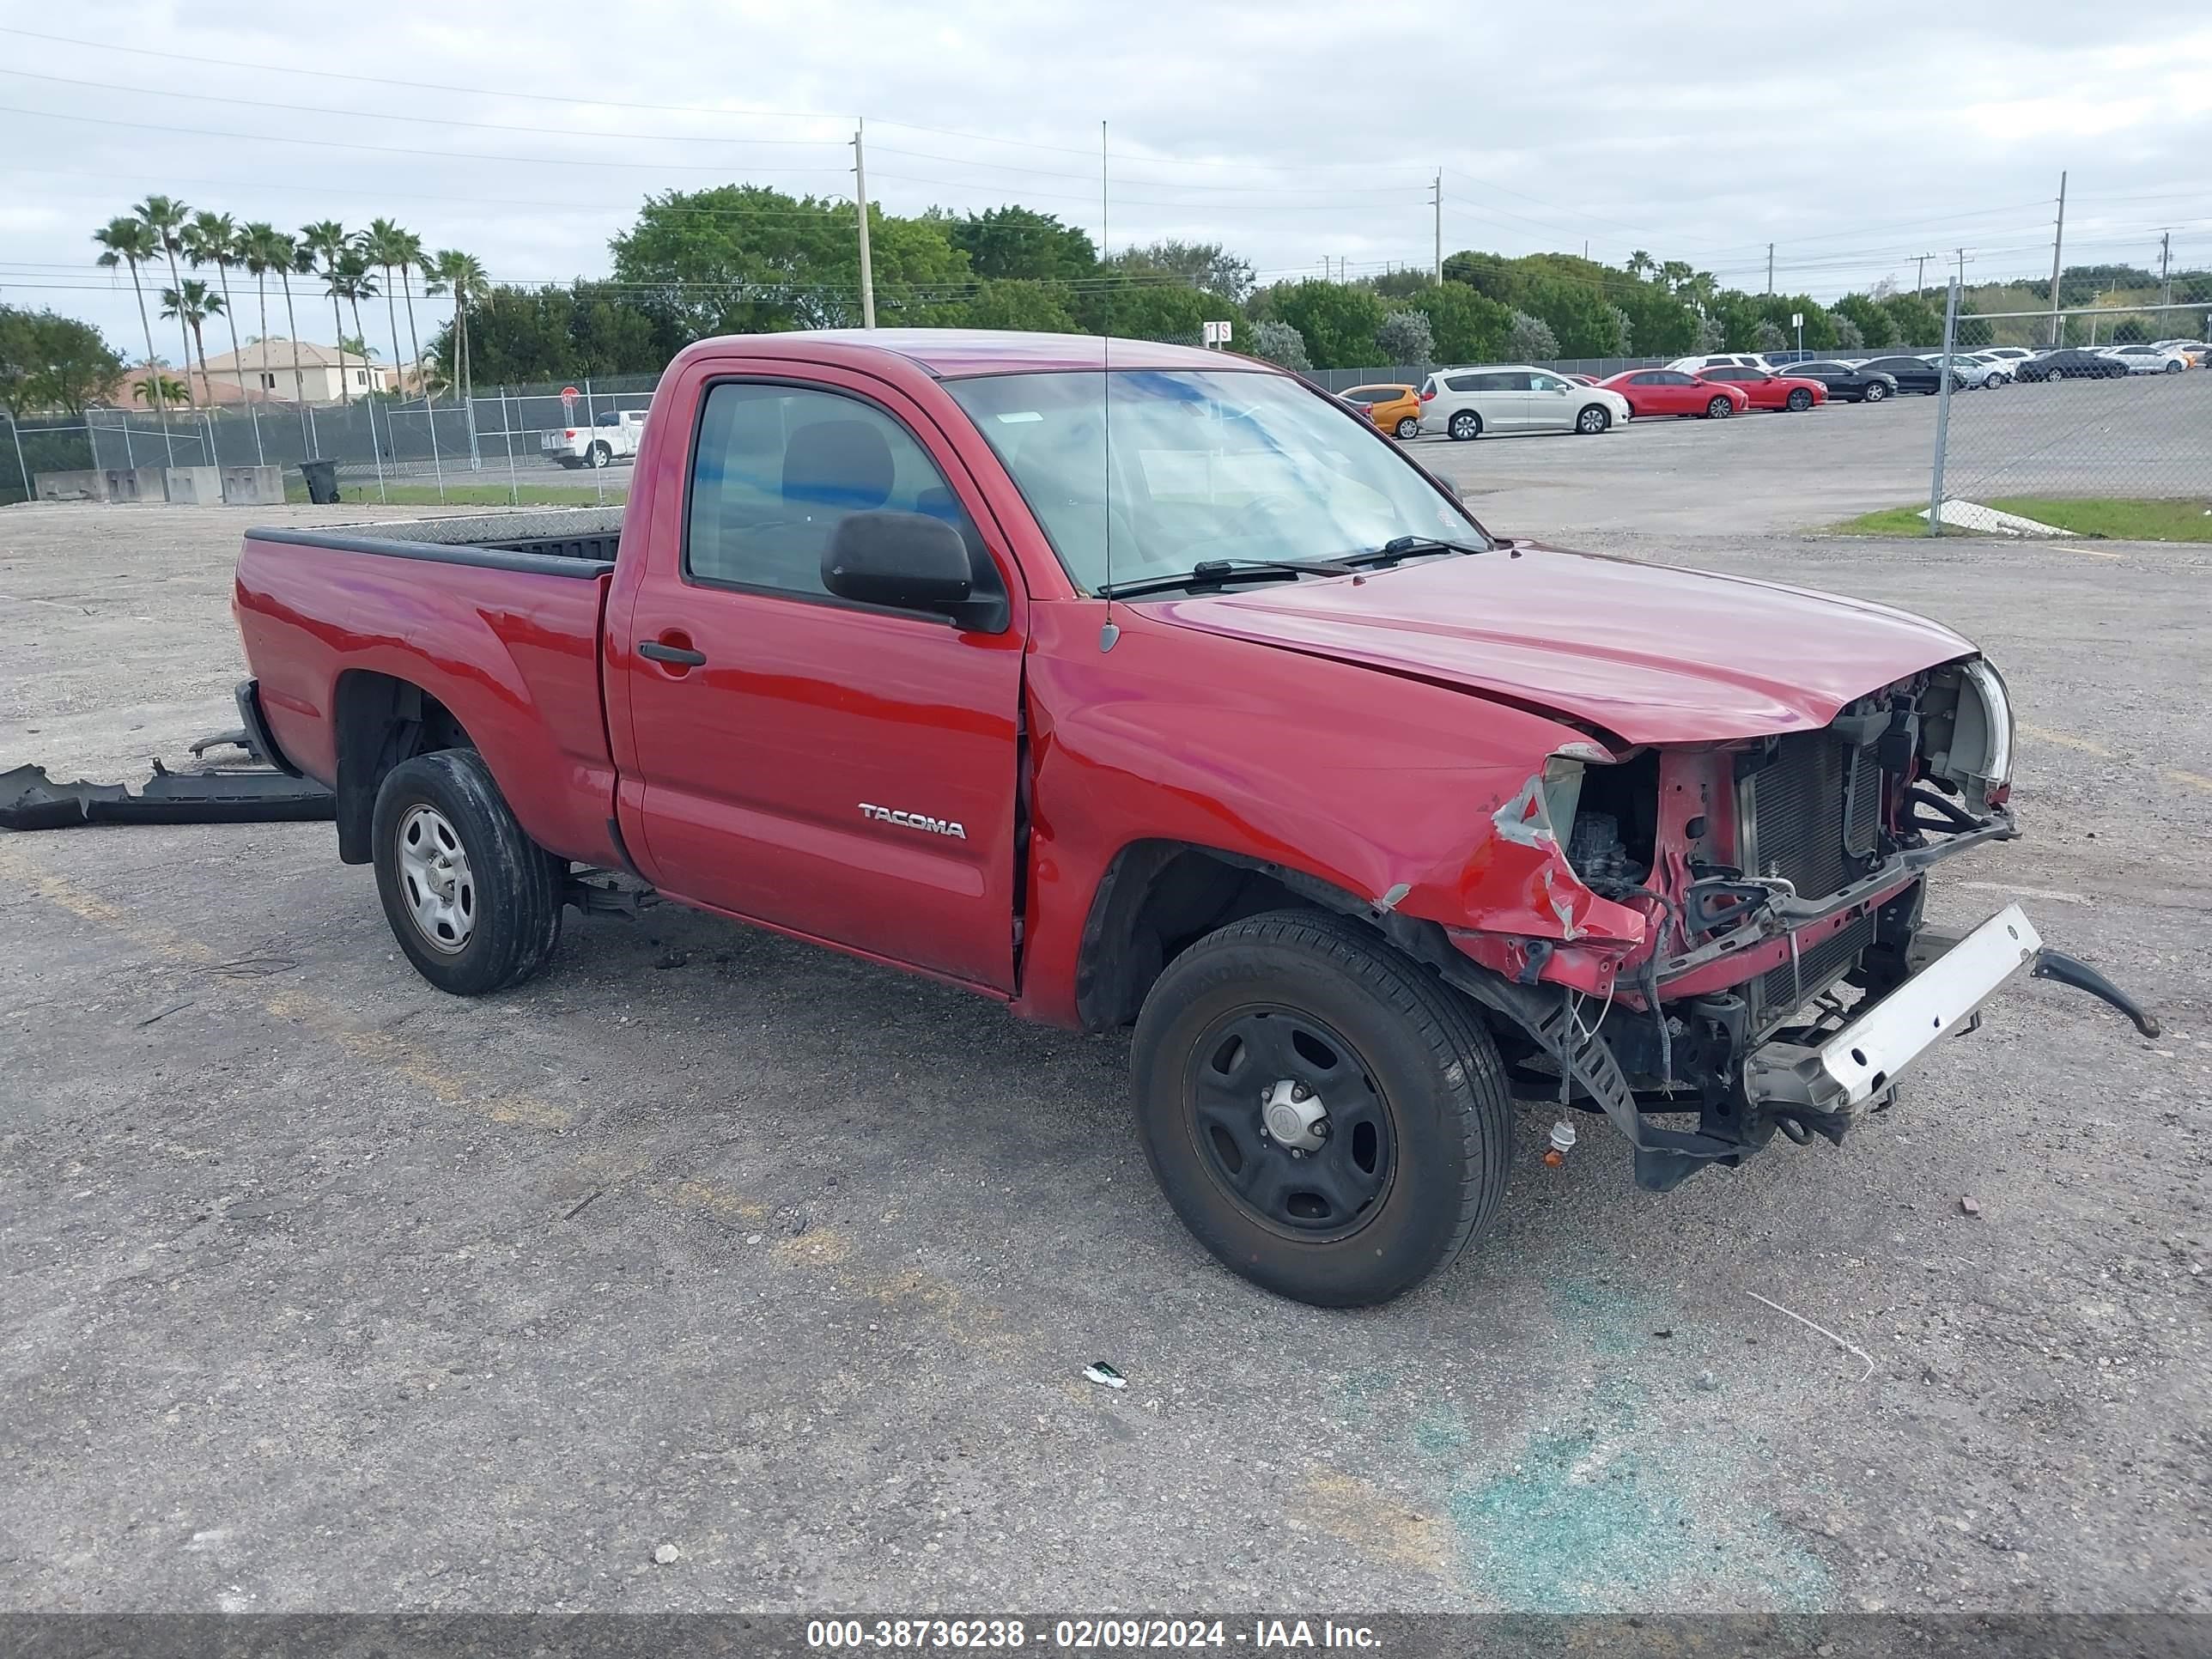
[1657, 371, 1694, 385]
[1444, 374, 1484, 392]
[1627, 373, 1661, 386]
[1528, 374, 1566, 392]
[685, 382, 994, 605]
[1341, 388, 1378, 404]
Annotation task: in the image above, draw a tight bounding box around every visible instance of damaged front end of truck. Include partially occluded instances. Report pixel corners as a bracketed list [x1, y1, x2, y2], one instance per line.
[1425, 657, 2159, 1193]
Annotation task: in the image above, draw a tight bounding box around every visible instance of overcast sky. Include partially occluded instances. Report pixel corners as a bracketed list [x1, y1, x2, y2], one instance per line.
[4, 1, 2209, 356]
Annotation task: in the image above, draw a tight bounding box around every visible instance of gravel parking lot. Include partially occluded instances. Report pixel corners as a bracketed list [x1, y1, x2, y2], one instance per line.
[4, 391, 2209, 1615]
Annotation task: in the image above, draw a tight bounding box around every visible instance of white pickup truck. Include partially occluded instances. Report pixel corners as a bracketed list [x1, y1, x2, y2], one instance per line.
[542, 409, 647, 469]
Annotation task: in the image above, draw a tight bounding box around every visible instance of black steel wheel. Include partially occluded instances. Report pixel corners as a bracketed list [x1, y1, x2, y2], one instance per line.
[1132, 910, 1510, 1306]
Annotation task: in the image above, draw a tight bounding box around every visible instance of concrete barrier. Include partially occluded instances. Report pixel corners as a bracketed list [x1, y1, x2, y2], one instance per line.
[220, 465, 286, 507]
[162, 465, 224, 505]
[33, 470, 107, 501]
[101, 466, 166, 502]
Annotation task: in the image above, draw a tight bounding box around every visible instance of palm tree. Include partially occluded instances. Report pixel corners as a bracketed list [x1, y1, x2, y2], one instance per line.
[134, 195, 198, 410]
[182, 212, 252, 410]
[423, 248, 488, 407]
[299, 220, 354, 405]
[134, 372, 189, 408]
[240, 222, 311, 448]
[362, 218, 416, 402]
[92, 215, 173, 462]
[335, 246, 380, 392]
[1626, 250, 1654, 281]
[160, 280, 223, 404]
[392, 228, 429, 406]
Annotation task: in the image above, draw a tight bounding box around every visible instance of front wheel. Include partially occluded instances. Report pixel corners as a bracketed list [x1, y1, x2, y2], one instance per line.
[2166, 361, 2184, 374]
[2046, 368, 2064, 381]
[1395, 416, 1420, 440]
[1863, 380, 1888, 402]
[373, 749, 565, 996]
[1131, 910, 1510, 1307]
[1575, 404, 1611, 434]
[1448, 410, 1481, 441]
[1705, 395, 1733, 418]
[1786, 386, 1814, 410]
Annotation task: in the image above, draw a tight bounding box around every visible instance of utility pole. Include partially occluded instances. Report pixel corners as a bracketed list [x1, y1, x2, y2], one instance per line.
[1765, 243, 1774, 295]
[853, 118, 877, 329]
[1431, 171, 1443, 286]
[2045, 168, 2067, 347]
[1914, 252, 1932, 295]
[2160, 229, 2172, 307]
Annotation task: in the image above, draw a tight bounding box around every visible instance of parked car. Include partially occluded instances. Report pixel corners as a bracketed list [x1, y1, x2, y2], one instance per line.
[1856, 356, 1959, 396]
[1339, 383, 1424, 439]
[1768, 361, 1898, 403]
[543, 408, 648, 468]
[1562, 373, 1600, 386]
[1975, 347, 2039, 374]
[1924, 353, 2009, 388]
[1665, 352, 1777, 374]
[230, 326, 2149, 1307]
[1688, 365, 1829, 411]
[2150, 339, 2208, 367]
[1595, 368, 1749, 420]
[2101, 343, 2191, 375]
[2014, 349, 2127, 382]
[1418, 366, 1631, 439]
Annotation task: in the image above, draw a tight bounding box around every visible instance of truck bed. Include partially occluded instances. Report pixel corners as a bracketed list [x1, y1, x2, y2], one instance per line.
[246, 506, 627, 572]
[234, 507, 626, 870]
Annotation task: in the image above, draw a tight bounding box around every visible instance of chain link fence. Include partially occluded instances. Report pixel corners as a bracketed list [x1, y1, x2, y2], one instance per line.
[1924, 295, 2212, 539]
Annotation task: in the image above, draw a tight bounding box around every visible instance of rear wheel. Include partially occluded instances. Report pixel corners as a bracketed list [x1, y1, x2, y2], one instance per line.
[1786, 386, 1814, 411]
[373, 749, 564, 996]
[1448, 410, 1481, 441]
[1705, 395, 1733, 418]
[1131, 910, 1510, 1307]
[586, 441, 613, 468]
[1575, 404, 1610, 434]
[1395, 416, 1420, 440]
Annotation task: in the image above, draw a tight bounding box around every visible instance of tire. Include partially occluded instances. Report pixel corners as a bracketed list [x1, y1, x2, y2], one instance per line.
[2166, 361, 2183, 374]
[1575, 404, 1611, 434]
[1863, 380, 1888, 402]
[556, 456, 581, 469]
[1786, 386, 1813, 411]
[2046, 368, 2064, 381]
[1130, 909, 1510, 1307]
[372, 749, 565, 997]
[1395, 416, 1420, 440]
[1705, 395, 1733, 419]
[586, 441, 612, 469]
[1448, 410, 1481, 441]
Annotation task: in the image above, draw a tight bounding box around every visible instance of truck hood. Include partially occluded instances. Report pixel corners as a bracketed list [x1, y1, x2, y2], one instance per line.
[1146, 544, 1975, 745]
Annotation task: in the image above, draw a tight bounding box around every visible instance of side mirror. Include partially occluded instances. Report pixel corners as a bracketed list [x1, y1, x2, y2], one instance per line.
[823, 510, 975, 618]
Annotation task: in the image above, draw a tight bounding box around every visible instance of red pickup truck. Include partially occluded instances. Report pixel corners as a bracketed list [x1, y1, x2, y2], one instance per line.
[233, 328, 2151, 1307]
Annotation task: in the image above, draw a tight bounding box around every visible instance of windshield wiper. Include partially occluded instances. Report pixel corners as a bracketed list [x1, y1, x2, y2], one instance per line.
[1096, 557, 1354, 600]
[1342, 533, 1492, 568]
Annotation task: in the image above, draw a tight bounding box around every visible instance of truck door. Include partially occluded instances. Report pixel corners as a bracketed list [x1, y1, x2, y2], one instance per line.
[612, 368, 1027, 993]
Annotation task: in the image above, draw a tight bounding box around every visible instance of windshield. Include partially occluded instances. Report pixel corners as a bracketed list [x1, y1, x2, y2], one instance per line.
[945, 368, 1486, 593]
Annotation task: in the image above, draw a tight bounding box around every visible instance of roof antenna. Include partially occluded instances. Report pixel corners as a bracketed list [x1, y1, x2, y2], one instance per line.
[1098, 117, 1119, 653]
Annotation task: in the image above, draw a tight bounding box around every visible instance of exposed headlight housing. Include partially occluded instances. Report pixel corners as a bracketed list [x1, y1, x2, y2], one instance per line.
[1932, 659, 2013, 805]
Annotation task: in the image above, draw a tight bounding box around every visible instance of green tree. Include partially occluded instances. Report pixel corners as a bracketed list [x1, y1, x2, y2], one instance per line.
[0, 305, 122, 415]
[1073, 276, 1223, 343]
[1108, 239, 1254, 301]
[1374, 307, 1434, 368]
[1504, 310, 1559, 362]
[299, 222, 356, 404]
[1405, 282, 1512, 363]
[182, 210, 253, 413]
[963, 278, 1079, 332]
[611, 185, 969, 333]
[1271, 280, 1387, 368]
[333, 245, 379, 373]
[1832, 293, 1895, 349]
[133, 194, 197, 410]
[1516, 272, 1624, 356]
[159, 279, 223, 404]
[135, 371, 189, 408]
[1240, 319, 1309, 369]
[362, 217, 430, 402]
[93, 215, 169, 434]
[1879, 292, 1942, 348]
[939, 206, 1096, 282]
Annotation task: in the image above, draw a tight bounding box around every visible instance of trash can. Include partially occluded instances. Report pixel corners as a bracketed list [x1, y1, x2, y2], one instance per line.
[298, 459, 339, 505]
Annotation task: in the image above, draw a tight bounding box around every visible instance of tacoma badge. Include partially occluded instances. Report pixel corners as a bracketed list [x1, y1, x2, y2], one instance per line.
[858, 802, 967, 840]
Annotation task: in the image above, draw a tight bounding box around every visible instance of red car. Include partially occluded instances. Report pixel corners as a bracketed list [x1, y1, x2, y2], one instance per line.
[1687, 365, 1828, 411]
[231, 328, 2143, 1308]
[1597, 368, 1751, 419]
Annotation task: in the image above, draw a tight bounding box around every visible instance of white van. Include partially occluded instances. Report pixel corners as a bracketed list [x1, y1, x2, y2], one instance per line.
[1417, 366, 1631, 441]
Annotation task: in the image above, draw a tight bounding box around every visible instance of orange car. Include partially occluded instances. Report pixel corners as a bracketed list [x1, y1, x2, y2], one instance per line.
[1340, 383, 1423, 439]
